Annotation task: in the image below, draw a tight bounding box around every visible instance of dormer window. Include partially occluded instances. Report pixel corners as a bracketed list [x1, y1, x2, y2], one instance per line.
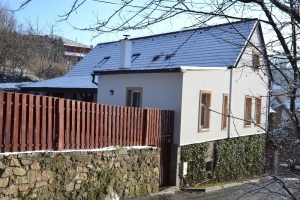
[131, 53, 140, 63]
[97, 56, 110, 67]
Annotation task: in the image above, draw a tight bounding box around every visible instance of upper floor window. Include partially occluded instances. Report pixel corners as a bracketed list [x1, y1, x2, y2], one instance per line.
[252, 51, 260, 71]
[255, 97, 262, 125]
[222, 93, 228, 130]
[244, 96, 252, 127]
[126, 87, 142, 108]
[199, 90, 211, 132]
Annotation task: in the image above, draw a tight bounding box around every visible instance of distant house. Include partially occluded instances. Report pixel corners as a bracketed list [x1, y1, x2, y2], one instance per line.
[21, 36, 94, 101]
[46, 34, 91, 69]
[92, 19, 270, 146]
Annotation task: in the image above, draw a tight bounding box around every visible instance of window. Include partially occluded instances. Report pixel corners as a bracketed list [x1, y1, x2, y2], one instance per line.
[222, 94, 228, 130]
[255, 97, 262, 125]
[244, 96, 252, 127]
[252, 51, 260, 71]
[199, 90, 211, 132]
[126, 87, 142, 108]
[96, 56, 110, 67]
[131, 53, 141, 63]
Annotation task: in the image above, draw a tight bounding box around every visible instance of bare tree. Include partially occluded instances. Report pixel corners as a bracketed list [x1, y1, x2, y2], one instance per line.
[15, 0, 300, 199]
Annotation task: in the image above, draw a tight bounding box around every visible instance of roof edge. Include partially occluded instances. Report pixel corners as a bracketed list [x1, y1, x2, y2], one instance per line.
[93, 68, 182, 75]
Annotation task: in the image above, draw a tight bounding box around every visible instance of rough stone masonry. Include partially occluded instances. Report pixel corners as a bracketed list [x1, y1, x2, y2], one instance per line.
[0, 146, 160, 199]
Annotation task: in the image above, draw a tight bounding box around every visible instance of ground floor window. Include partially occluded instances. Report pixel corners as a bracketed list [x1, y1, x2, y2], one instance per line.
[126, 87, 142, 108]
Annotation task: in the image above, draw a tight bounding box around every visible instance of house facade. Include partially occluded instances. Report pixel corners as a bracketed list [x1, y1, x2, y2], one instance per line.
[94, 20, 270, 146]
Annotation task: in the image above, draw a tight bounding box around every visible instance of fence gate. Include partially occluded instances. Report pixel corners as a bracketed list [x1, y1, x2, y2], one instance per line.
[144, 109, 174, 186]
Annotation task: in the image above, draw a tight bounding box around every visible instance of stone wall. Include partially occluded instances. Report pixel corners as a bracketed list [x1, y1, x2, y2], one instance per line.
[0, 146, 160, 199]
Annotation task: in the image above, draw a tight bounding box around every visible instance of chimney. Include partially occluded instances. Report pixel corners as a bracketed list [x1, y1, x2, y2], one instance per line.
[120, 35, 132, 69]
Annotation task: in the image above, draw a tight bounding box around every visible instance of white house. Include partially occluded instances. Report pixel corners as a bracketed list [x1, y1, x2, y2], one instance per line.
[93, 19, 270, 146]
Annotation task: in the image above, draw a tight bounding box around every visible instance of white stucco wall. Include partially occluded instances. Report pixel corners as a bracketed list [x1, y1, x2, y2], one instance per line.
[179, 25, 268, 145]
[97, 72, 183, 144]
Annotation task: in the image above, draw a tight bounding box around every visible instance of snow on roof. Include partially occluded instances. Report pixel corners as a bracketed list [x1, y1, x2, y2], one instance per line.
[70, 19, 257, 76]
[21, 76, 97, 89]
[46, 34, 90, 48]
[23, 20, 258, 89]
[0, 82, 34, 91]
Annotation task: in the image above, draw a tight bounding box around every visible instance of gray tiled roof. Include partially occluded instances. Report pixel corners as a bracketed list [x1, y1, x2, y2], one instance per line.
[22, 20, 258, 89]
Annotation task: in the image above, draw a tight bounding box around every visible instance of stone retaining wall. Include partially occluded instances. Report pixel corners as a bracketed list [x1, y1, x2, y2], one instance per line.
[0, 147, 160, 199]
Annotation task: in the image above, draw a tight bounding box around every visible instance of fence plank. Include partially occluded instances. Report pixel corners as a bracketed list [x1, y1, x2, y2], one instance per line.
[80, 102, 86, 149]
[103, 105, 107, 147]
[112, 106, 116, 146]
[65, 99, 71, 149]
[76, 101, 81, 149]
[5, 92, 12, 152]
[95, 104, 99, 148]
[108, 105, 112, 146]
[90, 103, 95, 149]
[0, 92, 4, 152]
[99, 104, 104, 148]
[41, 96, 47, 150]
[86, 103, 90, 149]
[71, 100, 76, 149]
[34, 95, 41, 150]
[116, 106, 120, 147]
[27, 95, 34, 151]
[47, 97, 53, 150]
[12, 93, 20, 152]
[57, 98, 65, 151]
[123, 107, 127, 146]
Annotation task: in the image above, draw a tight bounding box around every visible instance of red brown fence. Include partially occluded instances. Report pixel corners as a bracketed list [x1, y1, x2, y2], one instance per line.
[0, 91, 174, 185]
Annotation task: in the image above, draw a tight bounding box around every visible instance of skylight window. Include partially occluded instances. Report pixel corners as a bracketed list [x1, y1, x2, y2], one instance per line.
[131, 53, 141, 63]
[96, 56, 110, 67]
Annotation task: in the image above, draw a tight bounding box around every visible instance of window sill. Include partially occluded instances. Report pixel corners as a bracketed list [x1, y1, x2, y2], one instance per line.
[199, 128, 210, 133]
[244, 125, 252, 128]
[221, 128, 227, 131]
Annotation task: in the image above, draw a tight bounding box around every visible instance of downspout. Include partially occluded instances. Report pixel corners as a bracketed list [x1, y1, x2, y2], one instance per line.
[227, 65, 234, 139]
[91, 73, 98, 86]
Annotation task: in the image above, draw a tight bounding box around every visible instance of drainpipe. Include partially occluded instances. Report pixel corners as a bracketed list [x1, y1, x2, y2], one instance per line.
[227, 65, 234, 139]
[91, 73, 98, 86]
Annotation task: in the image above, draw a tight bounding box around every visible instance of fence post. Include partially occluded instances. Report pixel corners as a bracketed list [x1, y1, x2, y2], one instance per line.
[142, 108, 148, 145]
[57, 98, 65, 150]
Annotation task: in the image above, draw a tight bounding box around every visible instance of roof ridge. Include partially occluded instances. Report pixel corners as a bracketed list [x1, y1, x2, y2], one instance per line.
[96, 18, 258, 46]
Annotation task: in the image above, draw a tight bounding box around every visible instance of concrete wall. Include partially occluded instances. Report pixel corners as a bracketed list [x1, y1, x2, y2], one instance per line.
[97, 72, 183, 145]
[0, 147, 160, 199]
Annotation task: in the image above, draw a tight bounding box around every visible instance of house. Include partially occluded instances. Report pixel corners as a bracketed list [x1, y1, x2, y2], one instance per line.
[46, 34, 92, 69]
[20, 19, 270, 186]
[21, 36, 95, 101]
[92, 19, 269, 145]
[91, 19, 270, 185]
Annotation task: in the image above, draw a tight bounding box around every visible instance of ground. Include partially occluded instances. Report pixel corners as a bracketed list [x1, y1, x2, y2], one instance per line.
[127, 176, 300, 200]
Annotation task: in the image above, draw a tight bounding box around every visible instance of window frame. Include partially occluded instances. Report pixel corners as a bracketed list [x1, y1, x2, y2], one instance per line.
[126, 87, 143, 108]
[244, 96, 253, 127]
[198, 90, 212, 132]
[131, 53, 141, 63]
[221, 93, 228, 131]
[96, 56, 110, 67]
[252, 51, 260, 72]
[255, 97, 262, 126]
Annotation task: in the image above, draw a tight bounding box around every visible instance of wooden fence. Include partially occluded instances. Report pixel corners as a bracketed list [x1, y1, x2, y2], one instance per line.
[0, 91, 174, 154]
